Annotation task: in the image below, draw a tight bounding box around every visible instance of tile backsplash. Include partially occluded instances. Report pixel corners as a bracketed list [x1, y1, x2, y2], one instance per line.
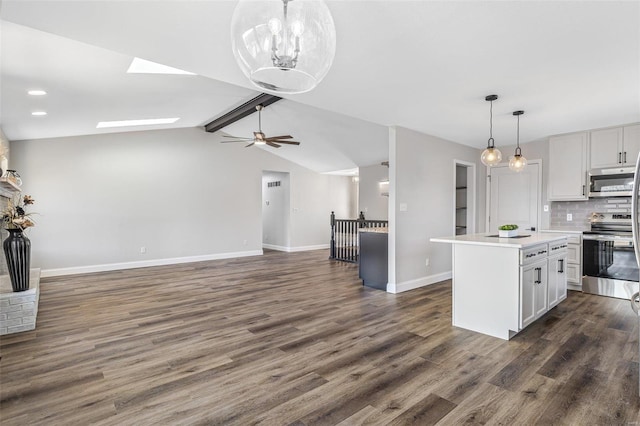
[550, 197, 631, 229]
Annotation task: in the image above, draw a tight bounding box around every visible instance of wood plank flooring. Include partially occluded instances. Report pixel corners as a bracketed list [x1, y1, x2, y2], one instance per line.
[1, 249, 639, 425]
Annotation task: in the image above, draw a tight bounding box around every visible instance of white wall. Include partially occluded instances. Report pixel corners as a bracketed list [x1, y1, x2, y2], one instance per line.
[11, 127, 353, 275]
[388, 126, 484, 293]
[289, 170, 354, 247]
[262, 171, 290, 249]
[0, 128, 10, 167]
[358, 163, 389, 220]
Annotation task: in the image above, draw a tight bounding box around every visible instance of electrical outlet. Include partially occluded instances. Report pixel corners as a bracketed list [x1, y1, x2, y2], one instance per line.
[140, 247, 146, 254]
[243, 239, 248, 246]
[567, 213, 573, 222]
[425, 258, 430, 266]
[543, 205, 549, 212]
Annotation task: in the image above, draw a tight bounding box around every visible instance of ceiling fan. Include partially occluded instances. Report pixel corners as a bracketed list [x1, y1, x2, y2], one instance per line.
[221, 105, 301, 148]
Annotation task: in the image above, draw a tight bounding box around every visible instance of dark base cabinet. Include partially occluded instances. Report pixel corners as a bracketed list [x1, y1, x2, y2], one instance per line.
[359, 231, 388, 290]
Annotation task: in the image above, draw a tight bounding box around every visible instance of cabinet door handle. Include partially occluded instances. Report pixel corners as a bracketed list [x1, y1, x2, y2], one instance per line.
[619, 152, 622, 163]
[624, 151, 627, 163]
[559, 259, 564, 273]
[534, 267, 541, 284]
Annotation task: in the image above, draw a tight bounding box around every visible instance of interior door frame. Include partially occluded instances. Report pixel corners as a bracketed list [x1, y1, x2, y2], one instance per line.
[485, 159, 542, 233]
[453, 159, 476, 235]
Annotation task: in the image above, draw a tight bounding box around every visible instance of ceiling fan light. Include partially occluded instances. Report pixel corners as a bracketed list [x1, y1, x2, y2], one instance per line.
[231, 0, 336, 94]
[254, 140, 267, 146]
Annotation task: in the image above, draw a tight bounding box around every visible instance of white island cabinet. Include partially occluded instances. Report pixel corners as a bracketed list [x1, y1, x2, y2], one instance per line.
[431, 233, 568, 340]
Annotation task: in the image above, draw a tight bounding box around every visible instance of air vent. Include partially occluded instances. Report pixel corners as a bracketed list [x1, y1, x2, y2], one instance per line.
[267, 181, 281, 188]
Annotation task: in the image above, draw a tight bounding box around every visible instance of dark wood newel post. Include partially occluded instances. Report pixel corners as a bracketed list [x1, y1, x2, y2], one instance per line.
[330, 211, 336, 259]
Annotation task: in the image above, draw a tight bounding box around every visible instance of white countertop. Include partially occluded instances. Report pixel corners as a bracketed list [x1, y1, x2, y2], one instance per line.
[430, 232, 568, 248]
[359, 227, 388, 234]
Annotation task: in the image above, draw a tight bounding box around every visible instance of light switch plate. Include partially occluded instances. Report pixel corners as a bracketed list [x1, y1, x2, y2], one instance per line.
[543, 205, 549, 212]
[399, 203, 408, 212]
[567, 213, 573, 221]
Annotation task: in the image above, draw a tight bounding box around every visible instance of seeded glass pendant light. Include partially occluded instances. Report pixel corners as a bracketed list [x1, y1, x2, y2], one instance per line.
[509, 110, 527, 172]
[230, 0, 336, 94]
[480, 95, 502, 167]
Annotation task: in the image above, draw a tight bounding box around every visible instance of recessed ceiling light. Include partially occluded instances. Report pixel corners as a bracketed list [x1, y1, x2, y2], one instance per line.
[28, 90, 47, 96]
[96, 117, 180, 128]
[31, 111, 47, 116]
[126, 57, 196, 75]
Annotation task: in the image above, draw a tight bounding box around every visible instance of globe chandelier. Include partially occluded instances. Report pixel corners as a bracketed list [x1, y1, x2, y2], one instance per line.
[480, 94, 502, 167]
[231, 0, 336, 94]
[508, 110, 527, 172]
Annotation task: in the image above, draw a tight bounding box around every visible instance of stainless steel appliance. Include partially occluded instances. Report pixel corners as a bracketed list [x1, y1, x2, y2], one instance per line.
[588, 167, 635, 197]
[630, 154, 640, 395]
[582, 212, 639, 299]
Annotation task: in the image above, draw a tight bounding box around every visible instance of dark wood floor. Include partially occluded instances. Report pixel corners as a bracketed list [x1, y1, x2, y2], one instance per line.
[1, 249, 639, 425]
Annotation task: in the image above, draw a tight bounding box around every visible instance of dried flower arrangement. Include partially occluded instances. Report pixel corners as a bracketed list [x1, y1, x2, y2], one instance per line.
[3, 194, 35, 230]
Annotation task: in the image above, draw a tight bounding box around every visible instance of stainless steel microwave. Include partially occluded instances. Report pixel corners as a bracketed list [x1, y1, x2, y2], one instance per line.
[588, 167, 634, 197]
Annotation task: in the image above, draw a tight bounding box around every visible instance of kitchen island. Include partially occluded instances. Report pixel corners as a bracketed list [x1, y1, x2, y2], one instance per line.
[431, 233, 569, 340]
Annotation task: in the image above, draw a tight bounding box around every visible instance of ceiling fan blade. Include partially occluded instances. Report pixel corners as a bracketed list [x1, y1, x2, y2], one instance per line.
[266, 141, 281, 148]
[273, 140, 301, 145]
[221, 139, 254, 143]
[264, 135, 293, 141]
[245, 142, 255, 148]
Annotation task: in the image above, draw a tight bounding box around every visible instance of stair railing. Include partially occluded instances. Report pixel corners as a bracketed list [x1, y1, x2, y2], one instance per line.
[330, 211, 388, 263]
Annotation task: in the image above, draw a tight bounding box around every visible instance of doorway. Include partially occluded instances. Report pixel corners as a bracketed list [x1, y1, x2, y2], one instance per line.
[454, 160, 476, 235]
[262, 171, 291, 251]
[487, 161, 541, 233]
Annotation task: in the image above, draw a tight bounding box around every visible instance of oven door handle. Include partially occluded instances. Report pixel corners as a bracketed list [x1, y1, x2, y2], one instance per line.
[582, 234, 634, 243]
[631, 292, 640, 314]
[631, 151, 640, 268]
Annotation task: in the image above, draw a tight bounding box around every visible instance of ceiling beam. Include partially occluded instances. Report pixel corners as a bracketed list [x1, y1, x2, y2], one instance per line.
[204, 93, 282, 133]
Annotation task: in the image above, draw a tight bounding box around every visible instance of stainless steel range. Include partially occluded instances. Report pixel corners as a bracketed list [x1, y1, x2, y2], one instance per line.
[583, 212, 639, 299]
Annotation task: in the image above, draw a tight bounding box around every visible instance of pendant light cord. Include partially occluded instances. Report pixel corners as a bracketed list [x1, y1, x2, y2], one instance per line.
[487, 99, 495, 148]
[490, 100, 493, 140]
[515, 113, 521, 156]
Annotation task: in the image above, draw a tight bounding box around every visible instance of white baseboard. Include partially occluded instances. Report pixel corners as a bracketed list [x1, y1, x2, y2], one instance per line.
[568, 283, 582, 291]
[41, 250, 264, 278]
[262, 243, 329, 252]
[386, 271, 452, 294]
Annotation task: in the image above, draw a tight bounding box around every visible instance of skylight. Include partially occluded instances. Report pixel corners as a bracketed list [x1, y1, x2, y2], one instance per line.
[126, 57, 196, 75]
[96, 118, 180, 128]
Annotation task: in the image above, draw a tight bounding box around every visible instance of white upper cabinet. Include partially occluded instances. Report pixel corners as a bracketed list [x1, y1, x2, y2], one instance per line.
[589, 127, 623, 168]
[548, 132, 589, 201]
[590, 125, 640, 168]
[623, 124, 640, 166]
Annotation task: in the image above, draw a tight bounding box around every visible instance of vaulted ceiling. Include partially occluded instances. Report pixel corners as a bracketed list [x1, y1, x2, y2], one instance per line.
[1, 1, 638, 173]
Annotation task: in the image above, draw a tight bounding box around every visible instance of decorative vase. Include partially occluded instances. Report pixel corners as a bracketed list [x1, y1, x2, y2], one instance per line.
[3, 228, 31, 292]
